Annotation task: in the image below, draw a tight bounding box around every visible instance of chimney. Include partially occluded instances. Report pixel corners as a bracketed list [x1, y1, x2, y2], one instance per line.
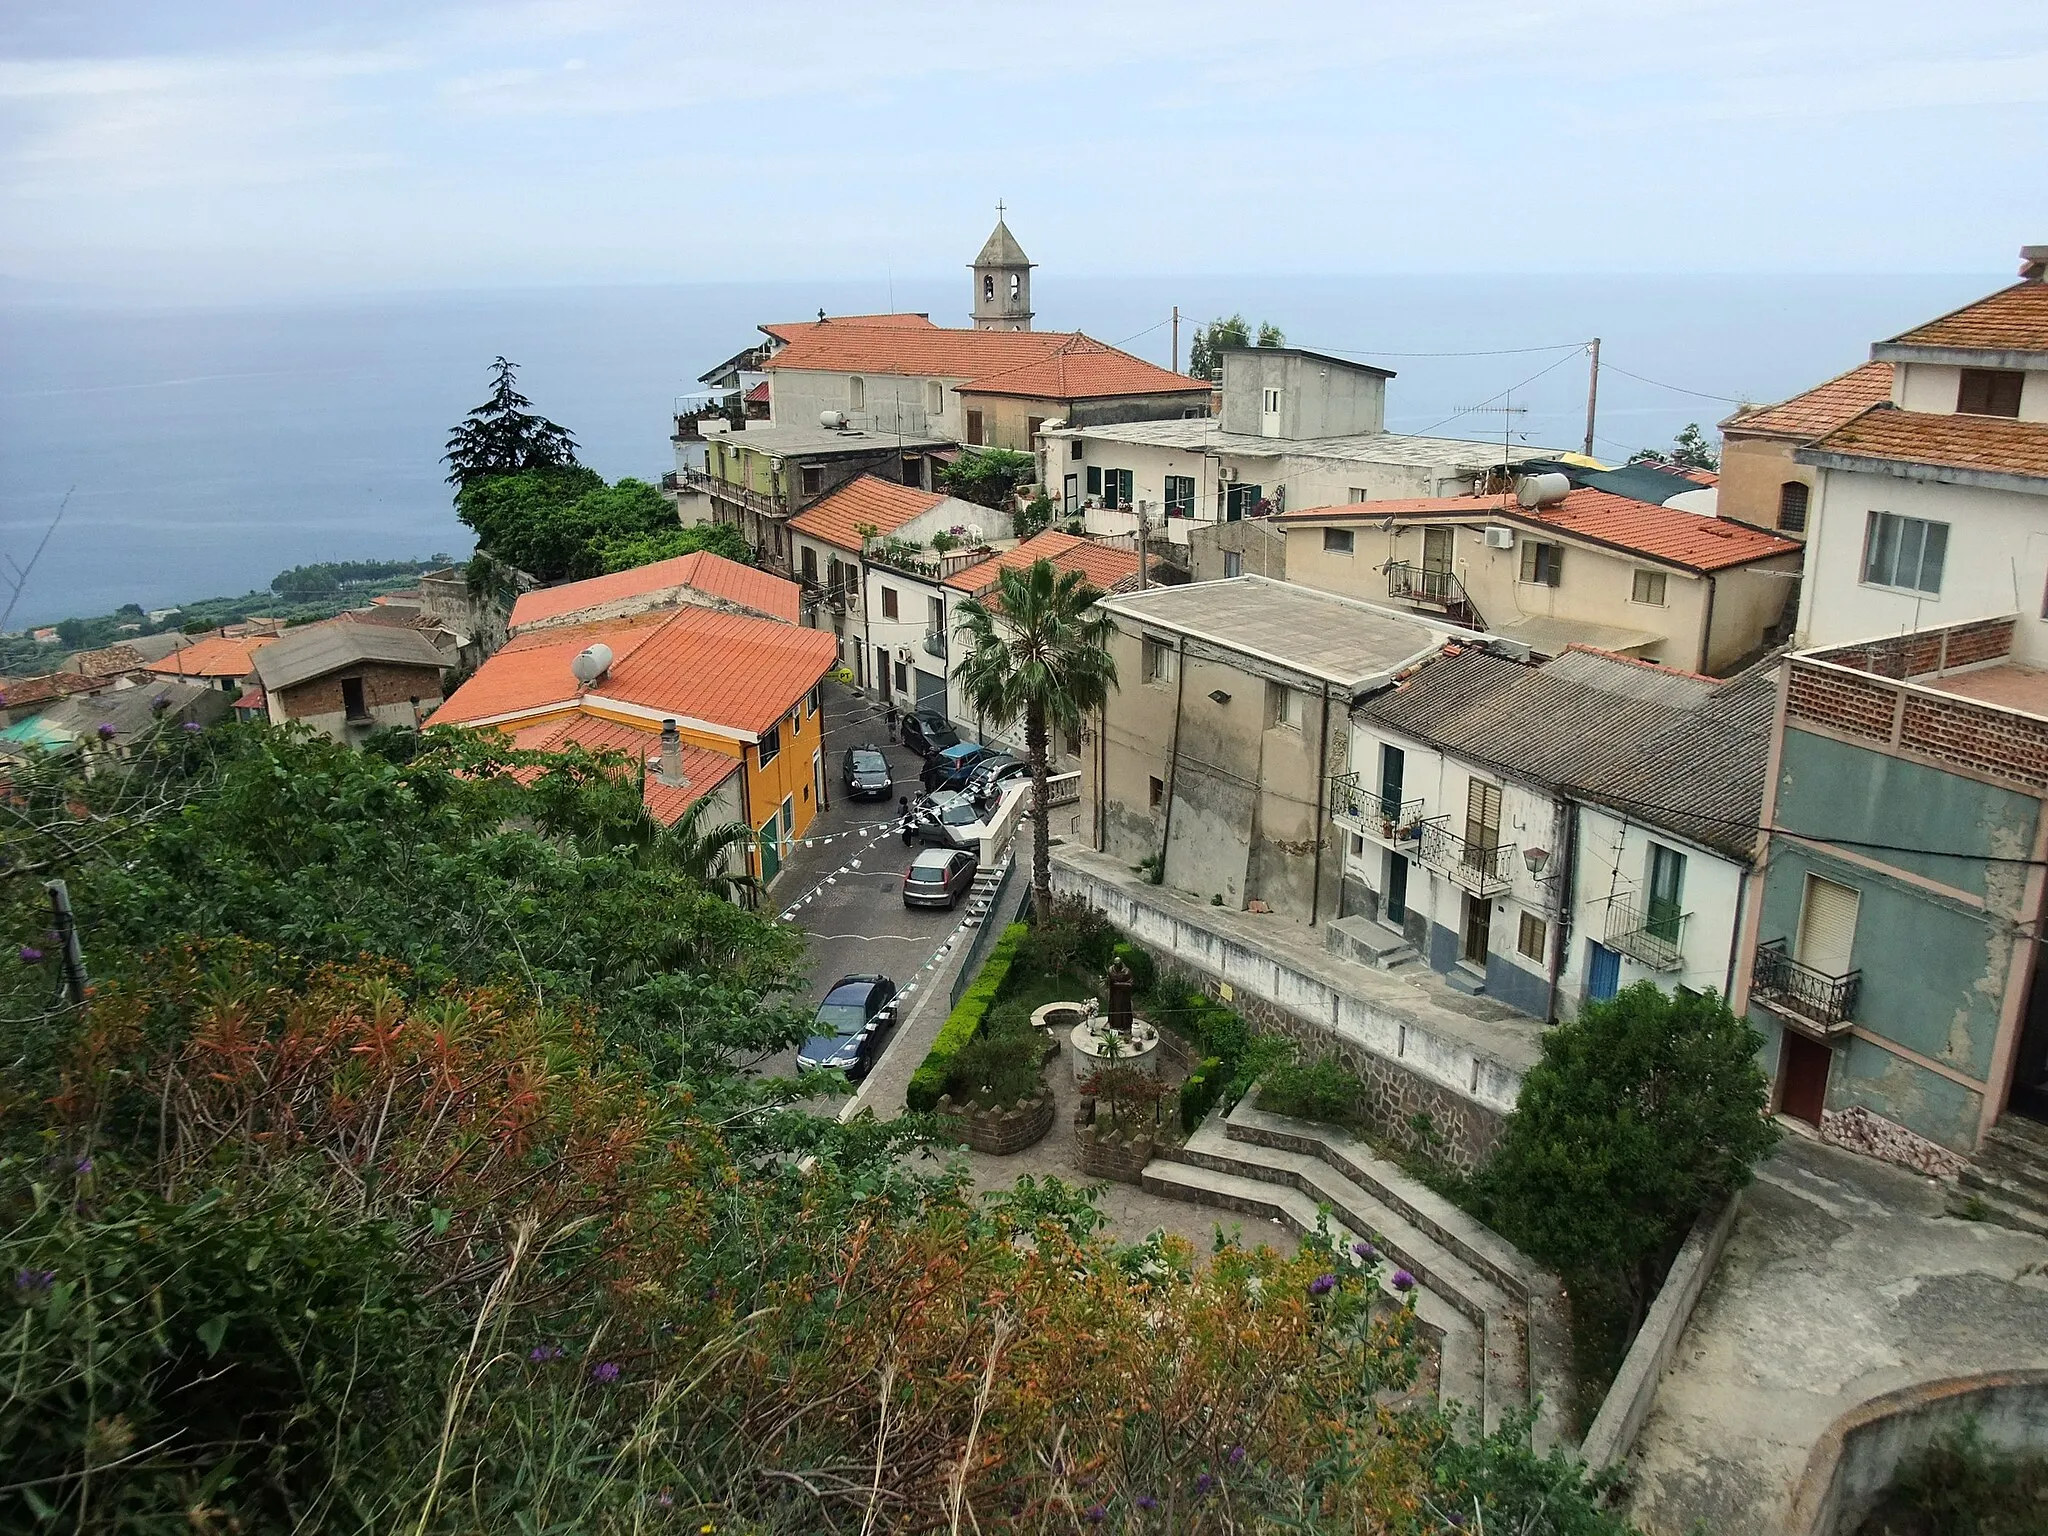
[652, 717, 689, 789]
[2022, 246, 2048, 283]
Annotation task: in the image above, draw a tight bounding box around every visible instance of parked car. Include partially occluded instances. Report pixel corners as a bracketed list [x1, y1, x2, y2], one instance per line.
[964, 753, 1029, 804]
[841, 744, 892, 801]
[921, 741, 996, 792]
[794, 974, 899, 1080]
[902, 790, 985, 851]
[903, 846, 979, 909]
[899, 708, 960, 758]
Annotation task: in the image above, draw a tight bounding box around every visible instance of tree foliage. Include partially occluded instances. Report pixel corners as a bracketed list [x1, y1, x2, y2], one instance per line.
[1472, 982, 1776, 1317]
[270, 557, 444, 598]
[1627, 422, 1719, 471]
[938, 447, 1036, 511]
[594, 519, 753, 574]
[442, 356, 580, 489]
[456, 469, 683, 582]
[1188, 314, 1287, 381]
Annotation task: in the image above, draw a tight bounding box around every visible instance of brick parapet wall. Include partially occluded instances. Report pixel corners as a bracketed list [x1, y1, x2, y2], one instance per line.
[1074, 1121, 1155, 1183]
[1807, 616, 2015, 680]
[280, 661, 444, 723]
[934, 1091, 1054, 1155]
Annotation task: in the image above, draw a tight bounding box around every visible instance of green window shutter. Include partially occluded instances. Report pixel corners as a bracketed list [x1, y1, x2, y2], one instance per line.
[1087, 466, 1102, 496]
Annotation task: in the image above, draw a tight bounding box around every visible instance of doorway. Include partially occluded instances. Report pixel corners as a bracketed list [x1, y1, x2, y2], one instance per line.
[2008, 941, 2048, 1121]
[1461, 895, 1491, 967]
[1586, 941, 1621, 1003]
[1422, 527, 1454, 604]
[1778, 1032, 1831, 1127]
[1063, 473, 1079, 516]
[1382, 850, 1408, 926]
[876, 646, 892, 701]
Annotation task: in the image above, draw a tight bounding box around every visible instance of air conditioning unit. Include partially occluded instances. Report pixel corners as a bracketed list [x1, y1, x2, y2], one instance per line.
[894, 645, 913, 666]
[1483, 525, 1515, 550]
[1217, 466, 1240, 483]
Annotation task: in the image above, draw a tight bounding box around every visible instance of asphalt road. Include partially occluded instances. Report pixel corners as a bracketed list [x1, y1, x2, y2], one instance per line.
[751, 683, 972, 1084]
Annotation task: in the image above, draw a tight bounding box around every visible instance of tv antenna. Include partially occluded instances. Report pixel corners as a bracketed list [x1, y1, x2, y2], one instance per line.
[1453, 392, 1531, 477]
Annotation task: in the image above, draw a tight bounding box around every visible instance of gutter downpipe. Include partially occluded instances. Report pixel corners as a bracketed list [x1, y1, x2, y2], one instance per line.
[1154, 636, 1190, 878]
[1699, 572, 1718, 674]
[1309, 682, 1332, 927]
[1724, 867, 1749, 1001]
[1545, 794, 1579, 1023]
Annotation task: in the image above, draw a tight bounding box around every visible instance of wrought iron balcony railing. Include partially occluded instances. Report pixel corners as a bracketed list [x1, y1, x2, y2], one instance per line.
[1330, 774, 1425, 844]
[1751, 938, 1860, 1035]
[1605, 898, 1688, 971]
[1385, 561, 1484, 630]
[1415, 821, 1515, 897]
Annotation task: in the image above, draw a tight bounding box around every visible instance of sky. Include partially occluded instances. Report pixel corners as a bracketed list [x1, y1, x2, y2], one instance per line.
[1, 0, 2044, 300]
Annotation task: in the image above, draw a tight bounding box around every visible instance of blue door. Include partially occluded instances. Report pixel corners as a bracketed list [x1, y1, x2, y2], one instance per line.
[1587, 941, 1622, 1003]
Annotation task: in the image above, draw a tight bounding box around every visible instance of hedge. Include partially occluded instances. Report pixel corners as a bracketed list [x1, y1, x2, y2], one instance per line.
[1111, 940, 1155, 995]
[905, 922, 1032, 1113]
[1179, 1055, 1226, 1132]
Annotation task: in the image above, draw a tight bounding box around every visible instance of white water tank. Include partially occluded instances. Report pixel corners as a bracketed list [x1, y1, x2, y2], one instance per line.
[570, 644, 613, 686]
[818, 410, 845, 430]
[1516, 472, 1571, 508]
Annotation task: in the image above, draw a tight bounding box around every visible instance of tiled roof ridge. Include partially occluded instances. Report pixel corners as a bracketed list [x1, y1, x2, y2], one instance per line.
[1885, 280, 2041, 349]
[1559, 643, 1716, 684]
[1719, 359, 1893, 439]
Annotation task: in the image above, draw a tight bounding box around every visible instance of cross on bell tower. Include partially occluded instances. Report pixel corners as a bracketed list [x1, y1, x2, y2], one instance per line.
[970, 202, 1034, 331]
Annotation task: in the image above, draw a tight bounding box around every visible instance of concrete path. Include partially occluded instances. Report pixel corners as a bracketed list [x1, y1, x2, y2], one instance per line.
[1626, 1131, 2048, 1536]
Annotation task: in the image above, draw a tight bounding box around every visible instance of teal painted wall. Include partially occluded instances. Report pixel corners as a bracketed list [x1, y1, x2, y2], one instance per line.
[1831, 1034, 1985, 1150]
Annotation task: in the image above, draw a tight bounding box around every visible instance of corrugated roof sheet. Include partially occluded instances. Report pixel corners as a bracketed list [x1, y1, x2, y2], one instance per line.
[509, 551, 801, 631]
[1803, 404, 2048, 483]
[788, 475, 947, 551]
[1884, 281, 2048, 354]
[1721, 361, 1894, 440]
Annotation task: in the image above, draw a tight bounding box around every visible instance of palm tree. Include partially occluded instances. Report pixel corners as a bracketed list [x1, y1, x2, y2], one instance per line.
[954, 560, 1119, 918]
[650, 794, 760, 906]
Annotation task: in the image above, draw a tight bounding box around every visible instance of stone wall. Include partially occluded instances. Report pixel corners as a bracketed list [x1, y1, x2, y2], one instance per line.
[1820, 1104, 1967, 1180]
[935, 1091, 1054, 1155]
[280, 661, 444, 723]
[1075, 1120, 1155, 1184]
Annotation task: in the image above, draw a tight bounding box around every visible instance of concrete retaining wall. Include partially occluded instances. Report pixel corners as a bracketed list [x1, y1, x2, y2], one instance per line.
[1785, 1370, 2048, 1536]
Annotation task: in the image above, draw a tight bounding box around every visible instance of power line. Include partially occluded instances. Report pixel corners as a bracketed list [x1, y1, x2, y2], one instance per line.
[1410, 347, 1589, 437]
[1597, 361, 1744, 406]
[1116, 317, 1170, 346]
[1296, 341, 1588, 360]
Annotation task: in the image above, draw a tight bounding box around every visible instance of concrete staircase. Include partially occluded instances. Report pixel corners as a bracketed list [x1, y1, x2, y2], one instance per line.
[961, 859, 1010, 929]
[1954, 1115, 2048, 1237]
[1142, 1093, 1573, 1452]
[1325, 914, 1421, 974]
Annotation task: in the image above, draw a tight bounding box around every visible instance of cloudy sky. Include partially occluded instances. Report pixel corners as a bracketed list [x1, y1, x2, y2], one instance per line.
[1, 1, 2042, 298]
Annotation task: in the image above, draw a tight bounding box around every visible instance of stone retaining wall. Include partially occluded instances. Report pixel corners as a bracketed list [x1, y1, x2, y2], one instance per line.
[935, 1090, 1054, 1155]
[1076, 1121, 1155, 1183]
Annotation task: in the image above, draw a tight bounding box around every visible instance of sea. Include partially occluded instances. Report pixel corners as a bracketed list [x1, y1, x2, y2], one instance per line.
[0, 271, 2001, 628]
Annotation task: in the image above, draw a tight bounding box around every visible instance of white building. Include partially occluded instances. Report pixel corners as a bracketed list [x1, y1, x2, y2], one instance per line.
[1340, 644, 1772, 1019]
[1793, 247, 2048, 661]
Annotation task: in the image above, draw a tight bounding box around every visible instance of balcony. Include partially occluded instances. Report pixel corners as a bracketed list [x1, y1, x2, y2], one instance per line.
[680, 466, 783, 523]
[1751, 938, 1861, 1037]
[1386, 561, 1485, 630]
[1330, 774, 1424, 845]
[1606, 898, 1688, 971]
[1415, 821, 1515, 897]
[922, 629, 948, 659]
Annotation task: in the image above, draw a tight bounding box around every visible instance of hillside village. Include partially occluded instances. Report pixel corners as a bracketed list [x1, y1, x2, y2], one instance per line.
[9, 220, 2048, 1535]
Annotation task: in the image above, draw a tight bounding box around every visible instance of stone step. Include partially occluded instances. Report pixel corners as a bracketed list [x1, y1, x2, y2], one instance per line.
[1442, 968, 1487, 997]
[1949, 1183, 2048, 1239]
[1138, 1158, 1486, 1417]
[1957, 1164, 2048, 1219]
[1965, 1144, 2048, 1200]
[1325, 915, 1422, 973]
[1986, 1114, 2048, 1162]
[1171, 1122, 1525, 1438]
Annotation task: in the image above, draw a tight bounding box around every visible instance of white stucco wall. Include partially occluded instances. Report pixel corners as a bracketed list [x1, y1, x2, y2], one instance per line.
[770, 368, 966, 438]
[1891, 360, 2048, 423]
[1565, 806, 1749, 1011]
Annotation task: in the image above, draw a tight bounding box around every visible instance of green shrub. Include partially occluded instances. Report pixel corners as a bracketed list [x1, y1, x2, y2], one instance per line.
[1111, 940, 1155, 994]
[1180, 1055, 1226, 1131]
[945, 1029, 1042, 1109]
[906, 922, 1030, 1112]
[1020, 895, 1118, 979]
[1260, 1057, 1366, 1125]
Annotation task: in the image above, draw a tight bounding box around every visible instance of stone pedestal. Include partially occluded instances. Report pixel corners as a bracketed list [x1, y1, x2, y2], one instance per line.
[1066, 1018, 1161, 1083]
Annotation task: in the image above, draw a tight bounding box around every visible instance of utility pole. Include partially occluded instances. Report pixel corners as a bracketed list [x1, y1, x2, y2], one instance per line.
[1171, 306, 1181, 375]
[1583, 337, 1601, 460]
[1136, 500, 1150, 590]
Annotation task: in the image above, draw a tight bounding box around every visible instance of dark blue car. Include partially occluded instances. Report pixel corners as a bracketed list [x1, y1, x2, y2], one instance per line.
[795, 974, 899, 1081]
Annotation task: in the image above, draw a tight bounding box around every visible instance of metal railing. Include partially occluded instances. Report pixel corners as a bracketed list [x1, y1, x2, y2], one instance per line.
[1415, 821, 1515, 896]
[1330, 774, 1424, 842]
[1385, 561, 1484, 629]
[681, 466, 783, 522]
[1605, 898, 1688, 971]
[1751, 939, 1860, 1033]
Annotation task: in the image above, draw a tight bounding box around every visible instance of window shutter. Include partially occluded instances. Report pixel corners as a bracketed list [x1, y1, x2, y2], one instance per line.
[1797, 877, 1860, 977]
[1547, 545, 1564, 587]
[1087, 466, 1102, 496]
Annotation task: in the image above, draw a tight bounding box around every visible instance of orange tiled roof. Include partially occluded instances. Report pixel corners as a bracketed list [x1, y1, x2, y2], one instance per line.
[1804, 404, 2048, 483]
[506, 711, 739, 826]
[765, 323, 1187, 396]
[944, 530, 1142, 596]
[1, 671, 105, 710]
[759, 313, 937, 344]
[145, 633, 276, 679]
[1281, 489, 1802, 573]
[432, 606, 837, 738]
[1721, 361, 1894, 440]
[788, 475, 947, 552]
[1884, 282, 2048, 354]
[509, 551, 801, 631]
[959, 335, 1204, 400]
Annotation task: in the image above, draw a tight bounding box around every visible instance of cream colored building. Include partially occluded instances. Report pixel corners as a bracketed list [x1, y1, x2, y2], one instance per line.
[1717, 361, 1893, 537]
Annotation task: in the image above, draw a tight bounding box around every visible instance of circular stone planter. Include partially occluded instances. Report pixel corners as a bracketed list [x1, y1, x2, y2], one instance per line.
[933, 1090, 1055, 1155]
[1067, 1018, 1161, 1082]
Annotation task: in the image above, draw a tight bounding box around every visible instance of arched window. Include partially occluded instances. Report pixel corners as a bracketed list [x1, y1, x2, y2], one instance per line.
[927, 380, 943, 414]
[848, 376, 865, 410]
[1778, 480, 1809, 533]
[983, 274, 994, 302]
[1009, 272, 1021, 300]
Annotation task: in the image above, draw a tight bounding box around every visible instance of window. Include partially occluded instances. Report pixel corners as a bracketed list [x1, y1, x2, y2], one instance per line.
[1378, 742, 1405, 818]
[1348, 487, 1369, 502]
[1323, 528, 1355, 555]
[1009, 272, 1021, 300]
[1465, 778, 1501, 854]
[1070, 439, 1084, 461]
[1631, 569, 1668, 606]
[882, 587, 900, 620]
[1797, 874, 1860, 976]
[1164, 474, 1196, 518]
[1647, 843, 1686, 943]
[1142, 636, 1178, 685]
[1862, 510, 1947, 594]
[758, 723, 781, 767]
[1223, 551, 1243, 578]
[1027, 415, 1044, 442]
[1958, 368, 2024, 418]
[800, 546, 818, 583]
[965, 409, 984, 445]
[983, 274, 995, 302]
[1517, 912, 1547, 962]
[893, 658, 908, 693]
[340, 676, 368, 721]
[1267, 682, 1303, 730]
[801, 464, 823, 497]
[927, 595, 944, 634]
[806, 686, 820, 716]
[1224, 482, 1263, 521]
[1778, 481, 1810, 533]
[1350, 832, 1365, 857]
[1086, 465, 1103, 496]
[1518, 540, 1564, 586]
[1263, 387, 1281, 413]
[928, 381, 943, 414]
[1100, 468, 1132, 508]
[1149, 775, 1165, 809]
[848, 376, 864, 410]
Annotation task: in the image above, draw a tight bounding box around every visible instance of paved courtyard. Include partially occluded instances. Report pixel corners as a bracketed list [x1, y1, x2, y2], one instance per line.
[1626, 1131, 2048, 1536]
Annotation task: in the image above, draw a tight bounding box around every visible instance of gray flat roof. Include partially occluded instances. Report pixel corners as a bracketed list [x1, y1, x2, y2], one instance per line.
[1099, 576, 1453, 687]
[252, 622, 446, 692]
[1042, 417, 1554, 469]
[711, 421, 950, 456]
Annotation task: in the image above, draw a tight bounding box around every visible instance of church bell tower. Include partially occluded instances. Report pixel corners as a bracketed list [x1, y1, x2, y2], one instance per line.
[970, 203, 1034, 331]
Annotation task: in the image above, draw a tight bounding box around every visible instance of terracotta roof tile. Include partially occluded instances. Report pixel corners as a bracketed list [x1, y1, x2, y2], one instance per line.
[506, 712, 739, 826]
[943, 530, 1142, 595]
[1804, 404, 2048, 483]
[1885, 282, 2048, 354]
[759, 313, 936, 344]
[1280, 488, 1801, 573]
[144, 633, 277, 679]
[509, 551, 801, 631]
[764, 323, 1188, 396]
[64, 643, 148, 678]
[433, 606, 837, 739]
[0, 671, 106, 709]
[788, 475, 947, 552]
[1721, 361, 1894, 440]
[959, 335, 1203, 400]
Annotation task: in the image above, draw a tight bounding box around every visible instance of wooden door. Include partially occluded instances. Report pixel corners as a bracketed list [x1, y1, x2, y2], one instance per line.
[1462, 895, 1491, 966]
[1778, 1032, 1830, 1126]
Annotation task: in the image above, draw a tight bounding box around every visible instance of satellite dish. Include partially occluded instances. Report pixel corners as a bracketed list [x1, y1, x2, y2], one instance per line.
[570, 644, 613, 685]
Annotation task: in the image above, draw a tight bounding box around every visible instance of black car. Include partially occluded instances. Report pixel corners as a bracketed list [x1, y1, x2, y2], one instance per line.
[902, 790, 986, 852]
[903, 847, 979, 909]
[841, 744, 893, 800]
[920, 742, 997, 793]
[964, 753, 1029, 804]
[795, 974, 899, 1080]
[899, 708, 960, 758]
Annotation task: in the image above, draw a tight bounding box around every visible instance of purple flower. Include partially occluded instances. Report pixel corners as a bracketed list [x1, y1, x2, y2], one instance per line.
[1136, 1493, 1160, 1511]
[72, 1156, 92, 1175]
[1194, 1472, 1216, 1497]
[591, 1360, 621, 1384]
[1392, 1269, 1416, 1292]
[1227, 1444, 1245, 1466]
[18, 946, 42, 964]
[96, 723, 117, 740]
[1084, 1506, 1106, 1524]
[656, 1490, 674, 1509]
[181, 721, 203, 733]
[15, 1268, 54, 1291]
[1308, 1272, 1336, 1296]
[527, 1344, 565, 1364]
[1352, 1240, 1376, 1262]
